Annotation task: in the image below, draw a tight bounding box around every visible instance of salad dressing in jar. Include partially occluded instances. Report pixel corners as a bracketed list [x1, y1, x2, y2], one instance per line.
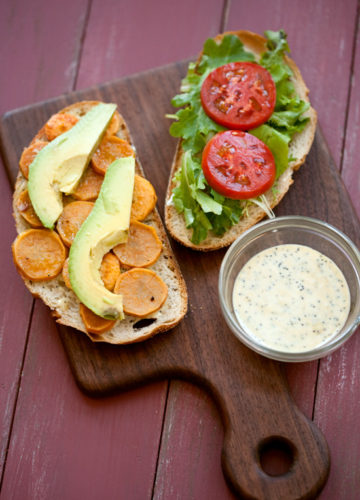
[232, 244, 351, 352]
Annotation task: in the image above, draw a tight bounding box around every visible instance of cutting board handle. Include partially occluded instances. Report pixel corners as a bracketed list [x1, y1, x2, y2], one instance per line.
[112, 344, 330, 499]
[200, 359, 330, 499]
[221, 403, 329, 499]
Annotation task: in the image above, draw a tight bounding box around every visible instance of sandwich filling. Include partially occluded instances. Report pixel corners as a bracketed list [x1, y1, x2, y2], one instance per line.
[13, 104, 169, 336]
[168, 30, 311, 244]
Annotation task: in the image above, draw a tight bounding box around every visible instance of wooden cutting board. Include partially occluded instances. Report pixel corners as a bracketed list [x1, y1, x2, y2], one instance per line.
[2, 61, 359, 499]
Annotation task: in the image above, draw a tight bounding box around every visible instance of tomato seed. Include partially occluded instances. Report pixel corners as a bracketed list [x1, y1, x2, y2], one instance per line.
[238, 174, 250, 185]
[215, 97, 232, 113]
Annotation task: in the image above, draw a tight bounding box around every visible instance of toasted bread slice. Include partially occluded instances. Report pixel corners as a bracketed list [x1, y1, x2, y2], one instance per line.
[165, 31, 317, 251]
[13, 101, 187, 344]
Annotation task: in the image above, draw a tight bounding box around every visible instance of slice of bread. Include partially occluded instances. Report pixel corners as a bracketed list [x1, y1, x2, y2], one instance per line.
[165, 31, 317, 251]
[13, 101, 188, 344]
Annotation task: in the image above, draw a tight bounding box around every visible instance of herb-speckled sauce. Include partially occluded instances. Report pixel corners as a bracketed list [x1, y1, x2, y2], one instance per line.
[232, 244, 350, 352]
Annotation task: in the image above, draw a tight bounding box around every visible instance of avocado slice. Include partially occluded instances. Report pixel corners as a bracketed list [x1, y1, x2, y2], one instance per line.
[28, 103, 116, 229]
[68, 156, 135, 320]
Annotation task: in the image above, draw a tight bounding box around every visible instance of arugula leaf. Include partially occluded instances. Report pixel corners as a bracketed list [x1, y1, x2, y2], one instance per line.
[168, 31, 311, 243]
[260, 30, 310, 130]
[172, 151, 245, 243]
[261, 30, 291, 72]
[170, 104, 223, 155]
[268, 99, 310, 139]
[208, 198, 244, 236]
[194, 190, 223, 214]
[198, 35, 255, 72]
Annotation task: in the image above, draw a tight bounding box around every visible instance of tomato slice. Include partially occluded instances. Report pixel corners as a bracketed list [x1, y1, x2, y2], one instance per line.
[201, 62, 276, 130]
[201, 130, 276, 199]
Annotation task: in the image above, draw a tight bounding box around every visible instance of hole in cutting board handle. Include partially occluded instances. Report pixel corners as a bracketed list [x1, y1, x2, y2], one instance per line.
[258, 436, 296, 477]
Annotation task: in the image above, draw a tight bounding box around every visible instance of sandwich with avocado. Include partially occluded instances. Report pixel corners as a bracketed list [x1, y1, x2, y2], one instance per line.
[12, 101, 187, 344]
[165, 30, 317, 250]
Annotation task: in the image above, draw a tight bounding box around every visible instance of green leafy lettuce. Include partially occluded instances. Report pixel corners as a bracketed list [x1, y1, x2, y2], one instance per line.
[171, 151, 245, 244]
[169, 30, 310, 244]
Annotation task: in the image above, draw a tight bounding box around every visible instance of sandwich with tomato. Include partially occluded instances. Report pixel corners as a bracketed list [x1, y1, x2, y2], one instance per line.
[165, 30, 317, 250]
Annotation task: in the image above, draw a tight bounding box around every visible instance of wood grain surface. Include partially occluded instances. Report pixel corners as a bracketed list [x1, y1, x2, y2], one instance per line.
[0, 0, 89, 484]
[1, 1, 360, 499]
[2, 58, 360, 498]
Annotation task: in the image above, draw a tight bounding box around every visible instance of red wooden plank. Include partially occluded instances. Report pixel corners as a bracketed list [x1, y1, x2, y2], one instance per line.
[284, 362, 318, 419]
[0, 0, 89, 116]
[342, 23, 360, 217]
[314, 334, 360, 499]
[154, 381, 235, 500]
[315, 25, 360, 492]
[1, 301, 168, 499]
[76, 0, 225, 87]
[0, 0, 90, 483]
[0, 157, 33, 480]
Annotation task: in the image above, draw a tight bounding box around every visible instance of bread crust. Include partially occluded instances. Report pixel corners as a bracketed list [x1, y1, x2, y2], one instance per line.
[165, 31, 317, 251]
[13, 101, 188, 344]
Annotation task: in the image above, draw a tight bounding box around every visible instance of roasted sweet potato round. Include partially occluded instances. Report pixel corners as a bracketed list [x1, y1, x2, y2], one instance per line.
[114, 268, 167, 317]
[113, 221, 162, 268]
[13, 229, 66, 281]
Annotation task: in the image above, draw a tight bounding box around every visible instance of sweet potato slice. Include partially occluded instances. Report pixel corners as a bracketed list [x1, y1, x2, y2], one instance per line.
[62, 252, 120, 292]
[105, 110, 121, 137]
[57, 201, 94, 247]
[114, 268, 168, 317]
[113, 221, 162, 268]
[100, 252, 121, 291]
[72, 166, 104, 201]
[91, 136, 135, 175]
[131, 175, 157, 221]
[12, 229, 66, 281]
[79, 303, 116, 334]
[44, 112, 79, 141]
[16, 190, 42, 227]
[19, 140, 48, 179]
[62, 258, 72, 289]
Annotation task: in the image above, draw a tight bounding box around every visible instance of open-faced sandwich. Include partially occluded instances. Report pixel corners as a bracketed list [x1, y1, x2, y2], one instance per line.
[12, 101, 187, 344]
[165, 30, 317, 250]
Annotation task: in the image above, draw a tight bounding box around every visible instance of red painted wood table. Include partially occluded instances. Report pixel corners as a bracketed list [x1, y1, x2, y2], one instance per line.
[1, 1, 359, 498]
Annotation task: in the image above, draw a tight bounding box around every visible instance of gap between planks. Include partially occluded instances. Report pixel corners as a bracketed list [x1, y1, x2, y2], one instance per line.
[73, 0, 93, 91]
[0, 300, 35, 490]
[220, 0, 231, 32]
[339, 0, 360, 174]
[151, 381, 171, 499]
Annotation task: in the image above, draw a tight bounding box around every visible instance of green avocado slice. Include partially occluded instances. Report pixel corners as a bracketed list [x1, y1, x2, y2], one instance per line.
[68, 156, 135, 320]
[28, 102, 116, 229]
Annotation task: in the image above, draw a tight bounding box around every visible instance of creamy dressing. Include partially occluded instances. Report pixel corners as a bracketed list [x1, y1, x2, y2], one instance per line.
[232, 244, 351, 352]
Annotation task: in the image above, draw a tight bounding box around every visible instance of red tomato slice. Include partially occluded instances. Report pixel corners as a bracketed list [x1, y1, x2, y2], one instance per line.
[201, 62, 276, 130]
[201, 130, 276, 199]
